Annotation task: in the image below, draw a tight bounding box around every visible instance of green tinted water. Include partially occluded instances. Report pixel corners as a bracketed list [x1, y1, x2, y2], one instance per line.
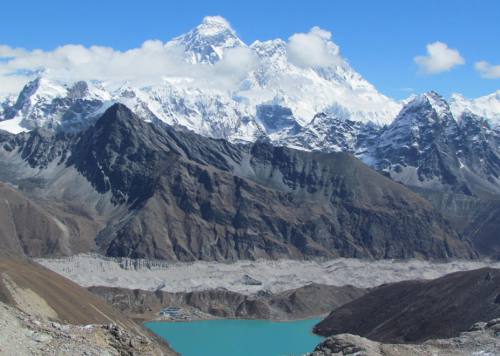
[145, 318, 323, 356]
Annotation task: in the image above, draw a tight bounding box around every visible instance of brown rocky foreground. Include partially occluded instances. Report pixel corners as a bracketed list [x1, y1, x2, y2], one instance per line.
[0, 257, 176, 355]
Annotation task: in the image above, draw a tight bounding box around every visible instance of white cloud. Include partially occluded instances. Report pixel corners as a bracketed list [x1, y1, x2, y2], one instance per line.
[0, 40, 261, 96]
[0, 25, 348, 96]
[475, 61, 500, 79]
[214, 47, 257, 83]
[0, 45, 28, 58]
[287, 26, 342, 68]
[414, 42, 465, 74]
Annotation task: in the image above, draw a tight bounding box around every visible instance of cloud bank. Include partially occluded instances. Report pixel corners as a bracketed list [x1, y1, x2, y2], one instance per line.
[0, 25, 345, 97]
[414, 42, 465, 74]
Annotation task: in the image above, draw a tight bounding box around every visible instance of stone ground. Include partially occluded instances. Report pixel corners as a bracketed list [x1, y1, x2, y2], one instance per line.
[0, 301, 168, 356]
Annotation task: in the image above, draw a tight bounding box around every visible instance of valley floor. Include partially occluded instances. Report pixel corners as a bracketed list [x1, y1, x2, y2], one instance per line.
[37, 254, 500, 294]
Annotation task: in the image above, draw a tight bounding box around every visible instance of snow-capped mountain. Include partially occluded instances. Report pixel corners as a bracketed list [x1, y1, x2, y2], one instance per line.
[450, 91, 500, 126]
[0, 16, 400, 140]
[277, 107, 367, 152]
[0, 78, 111, 134]
[372, 92, 500, 196]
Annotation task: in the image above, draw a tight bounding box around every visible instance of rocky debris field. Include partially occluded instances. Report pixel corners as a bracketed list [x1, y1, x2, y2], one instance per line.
[308, 318, 500, 356]
[0, 301, 170, 356]
[38, 254, 500, 294]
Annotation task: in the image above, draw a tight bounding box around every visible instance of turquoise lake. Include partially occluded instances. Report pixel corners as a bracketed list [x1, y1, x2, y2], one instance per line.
[145, 318, 323, 356]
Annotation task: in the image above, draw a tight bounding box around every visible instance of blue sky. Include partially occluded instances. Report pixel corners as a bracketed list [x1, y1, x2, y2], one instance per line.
[0, 0, 498, 99]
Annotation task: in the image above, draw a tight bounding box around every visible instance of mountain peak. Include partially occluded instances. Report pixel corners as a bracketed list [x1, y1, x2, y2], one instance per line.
[402, 91, 452, 122]
[198, 16, 233, 34]
[10, 76, 67, 115]
[96, 103, 136, 127]
[168, 16, 245, 64]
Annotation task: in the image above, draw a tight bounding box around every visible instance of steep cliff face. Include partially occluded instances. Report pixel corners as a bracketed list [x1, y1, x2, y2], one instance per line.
[0, 104, 475, 261]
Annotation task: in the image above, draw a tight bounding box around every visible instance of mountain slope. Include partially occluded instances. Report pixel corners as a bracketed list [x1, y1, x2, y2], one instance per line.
[0, 104, 474, 261]
[314, 268, 500, 343]
[76, 105, 474, 260]
[0, 257, 174, 354]
[414, 188, 500, 259]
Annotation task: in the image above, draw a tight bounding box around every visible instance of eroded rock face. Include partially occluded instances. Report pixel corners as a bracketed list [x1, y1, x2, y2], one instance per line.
[309, 319, 500, 356]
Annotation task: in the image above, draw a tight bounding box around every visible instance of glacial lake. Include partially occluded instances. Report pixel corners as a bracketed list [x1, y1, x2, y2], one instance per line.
[145, 318, 323, 356]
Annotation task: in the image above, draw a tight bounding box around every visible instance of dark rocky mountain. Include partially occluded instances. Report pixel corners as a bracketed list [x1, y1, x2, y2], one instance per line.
[314, 268, 500, 343]
[2, 77, 108, 132]
[0, 104, 474, 261]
